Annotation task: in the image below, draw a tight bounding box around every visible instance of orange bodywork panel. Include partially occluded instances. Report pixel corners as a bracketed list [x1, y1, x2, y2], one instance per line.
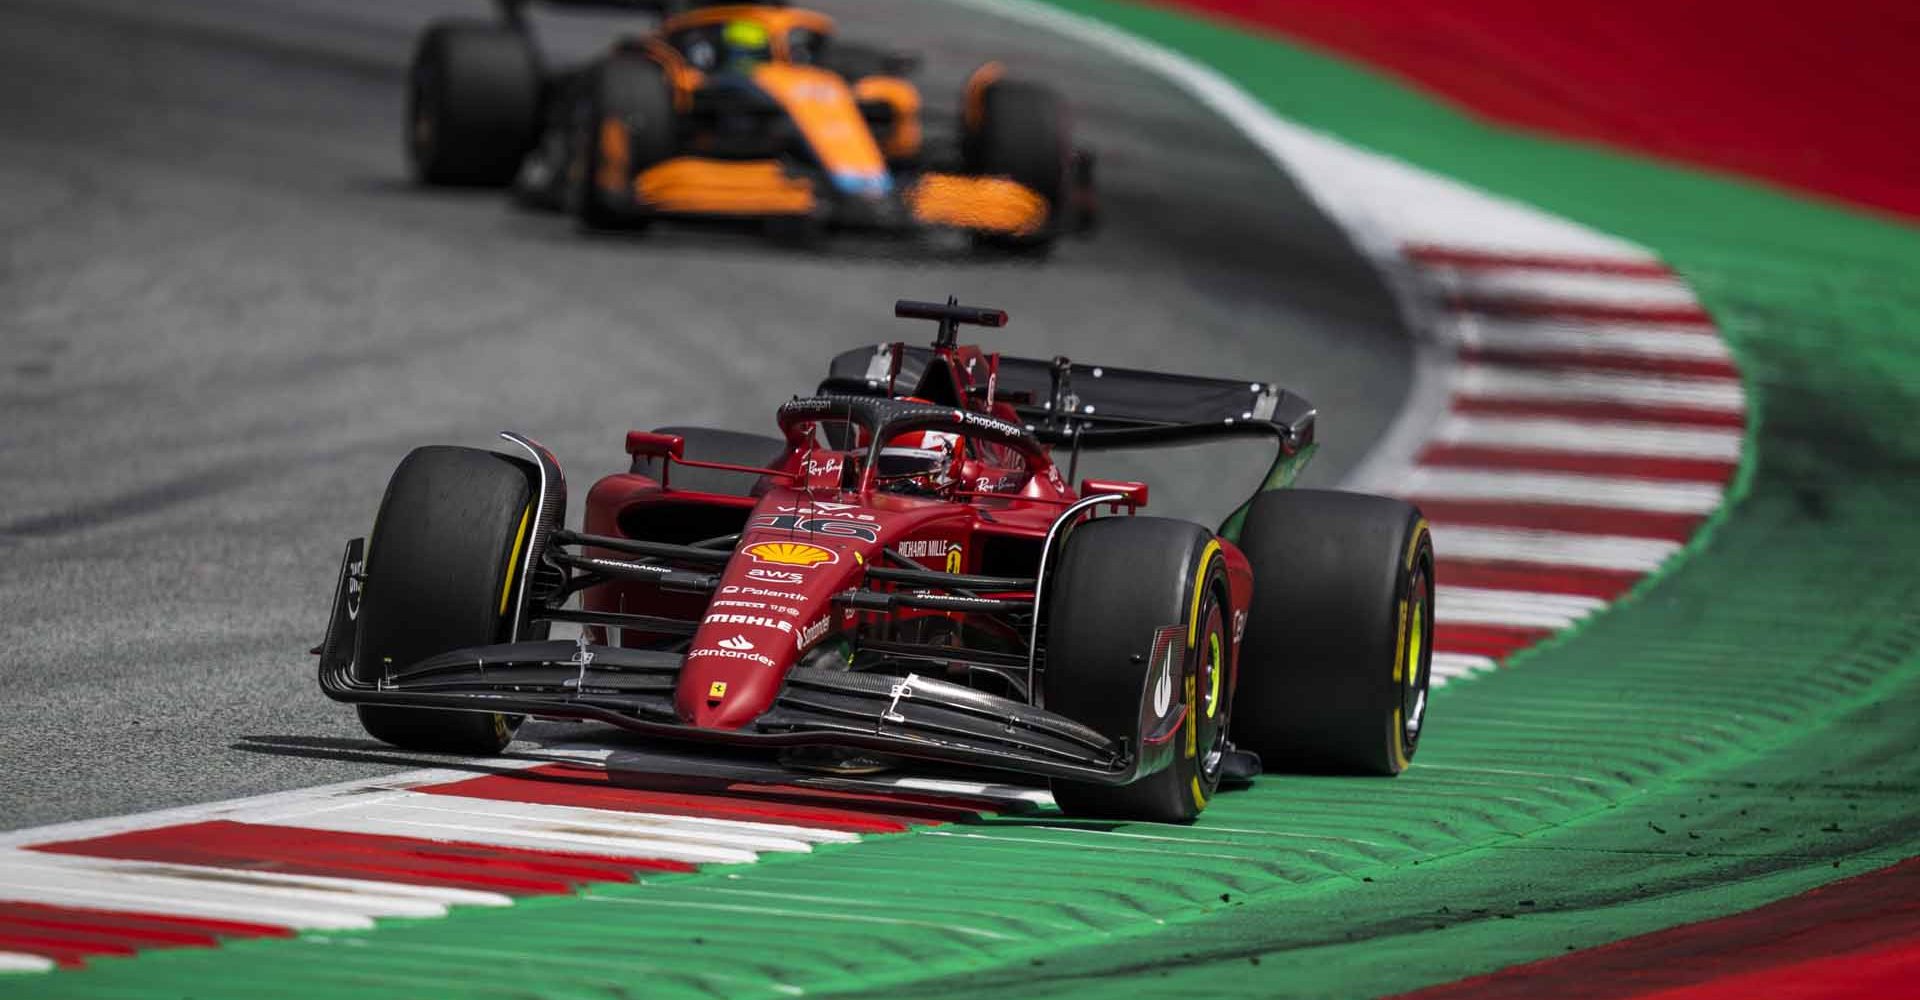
[635, 158, 816, 216]
[963, 61, 1004, 131]
[638, 39, 704, 111]
[750, 63, 888, 185]
[596, 119, 631, 196]
[853, 76, 923, 161]
[907, 173, 1049, 236]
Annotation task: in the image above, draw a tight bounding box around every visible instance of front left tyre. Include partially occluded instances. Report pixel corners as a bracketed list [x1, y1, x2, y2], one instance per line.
[1230, 490, 1435, 775]
[407, 21, 541, 186]
[352, 446, 537, 754]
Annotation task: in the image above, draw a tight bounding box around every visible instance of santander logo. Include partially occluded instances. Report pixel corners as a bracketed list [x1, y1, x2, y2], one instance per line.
[717, 635, 754, 651]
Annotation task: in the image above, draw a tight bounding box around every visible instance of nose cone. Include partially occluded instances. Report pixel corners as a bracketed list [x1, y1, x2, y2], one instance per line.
[674, 538, 867, 729]
[677, 638, 787, 729]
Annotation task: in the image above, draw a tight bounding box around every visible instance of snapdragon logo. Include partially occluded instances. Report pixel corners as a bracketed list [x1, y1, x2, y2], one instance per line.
[795, 616, 829, 651]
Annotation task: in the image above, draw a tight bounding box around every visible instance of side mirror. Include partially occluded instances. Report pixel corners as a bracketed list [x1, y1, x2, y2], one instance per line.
[625, 431, 685, 461]
[1081, 478, 1148, 510]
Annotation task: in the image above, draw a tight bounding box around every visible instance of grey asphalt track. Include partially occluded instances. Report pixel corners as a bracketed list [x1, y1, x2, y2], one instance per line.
[0, 0, 1409, 828]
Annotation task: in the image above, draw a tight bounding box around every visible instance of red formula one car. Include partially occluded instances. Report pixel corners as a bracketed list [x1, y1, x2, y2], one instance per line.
[317, 299, 1433, 821]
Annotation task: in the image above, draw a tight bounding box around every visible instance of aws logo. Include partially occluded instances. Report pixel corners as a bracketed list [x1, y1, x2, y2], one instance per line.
[745, 541, 838, 567]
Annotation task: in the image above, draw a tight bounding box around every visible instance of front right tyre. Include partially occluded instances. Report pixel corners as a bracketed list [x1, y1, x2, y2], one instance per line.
[962, 77, 1070, 252]
[1043, 517, 1232, 823]
[570, 55, 676, 230]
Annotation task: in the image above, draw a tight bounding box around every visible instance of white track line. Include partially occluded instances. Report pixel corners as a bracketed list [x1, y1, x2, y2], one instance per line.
[247, 791, 851, 862]
[0, 851, 507, 912]
[0, 953, 57, 974]
[1427, 268, 1701, 308]
[1449, 315, 1732, 361]
[1435, 587, 1607, 630]
[1431, 653, 1499, 687]
[1430, 415, 1742, 460]
[1398, 468, 1723, 514]
[0, 766, 527, 851]
[1426, 525, 1682, 573]
[1455, 365, 1746, 411]
[0, 857, 434, 929]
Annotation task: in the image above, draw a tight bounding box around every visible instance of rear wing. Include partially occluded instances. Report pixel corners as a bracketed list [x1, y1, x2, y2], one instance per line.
[821, 344, 1319, 539]
[494, 0, 675, 22]
[823, 345, 1315, 445]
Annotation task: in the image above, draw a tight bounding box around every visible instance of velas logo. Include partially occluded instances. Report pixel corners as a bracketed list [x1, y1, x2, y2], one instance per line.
[718, 635, 755, 651]
[746, 541, 838, 567]
[753, 514, 879, 542]
[775, 505, 875, 522]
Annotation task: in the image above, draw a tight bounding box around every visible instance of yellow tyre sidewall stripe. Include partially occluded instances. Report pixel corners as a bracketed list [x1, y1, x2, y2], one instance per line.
[497, 504, 533, 618]
[1387, 518, 1430, 772]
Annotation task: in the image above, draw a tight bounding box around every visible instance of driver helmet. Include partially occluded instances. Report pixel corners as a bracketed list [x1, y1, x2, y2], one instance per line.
[719, 18, 773, 70]
[876, 429, 961, 496]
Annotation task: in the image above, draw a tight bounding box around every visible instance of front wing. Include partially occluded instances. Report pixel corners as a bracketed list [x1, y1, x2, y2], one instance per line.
[613, 156, 1064, 238]
[316, 542, 1163, 785]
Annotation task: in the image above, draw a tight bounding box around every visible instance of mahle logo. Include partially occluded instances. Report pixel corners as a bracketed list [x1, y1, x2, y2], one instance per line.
[746, 541, 837, 567]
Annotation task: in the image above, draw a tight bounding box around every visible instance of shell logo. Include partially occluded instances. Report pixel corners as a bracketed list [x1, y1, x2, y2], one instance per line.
[745, 541, 837, 567]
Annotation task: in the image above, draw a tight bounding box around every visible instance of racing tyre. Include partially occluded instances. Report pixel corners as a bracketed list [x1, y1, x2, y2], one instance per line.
[1045, 518, 1232, 823]
[1232, 490, 1434, 775]
[407, 20, 540, 187]
[571, 55, 676, 230]
[352, 446, 538, 754]
[963, 78, 1070, 252]
[630, 426, 787, 497]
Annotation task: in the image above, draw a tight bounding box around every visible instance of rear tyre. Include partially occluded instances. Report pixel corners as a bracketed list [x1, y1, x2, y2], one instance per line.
[571, 55, 676, 230]
[630, 426, 787, 497]
[963, 78, 1069, 251]
[407, 20, 540, 187]
[1044, 518, 1231, 823]
[352, 446, 537, 754]
[1232, 490, 1434, 775]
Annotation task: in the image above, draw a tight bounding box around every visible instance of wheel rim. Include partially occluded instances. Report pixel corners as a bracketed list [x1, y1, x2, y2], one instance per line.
[1400, 549, 1433, 754]
[1195, 598, 1229, 783]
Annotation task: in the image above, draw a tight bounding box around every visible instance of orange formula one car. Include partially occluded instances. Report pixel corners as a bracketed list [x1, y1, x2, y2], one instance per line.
[408, 0, 1097, 249]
